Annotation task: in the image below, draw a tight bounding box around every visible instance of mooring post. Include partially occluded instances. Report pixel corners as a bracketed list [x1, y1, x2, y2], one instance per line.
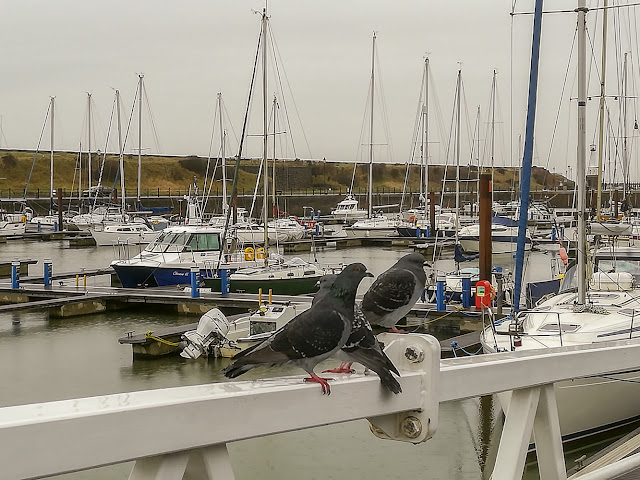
[11, 260, 20, 289]
[461, 273, 471, 308]
[429, 191, 436, 237]
[219, 269, 229, 296]
[416, 225, 421, 239]
[479, 174, 492, 282]
[551, 227, 556, 242]
[190, 267, 200, 299]
[436, 275, 446, 311]
[43, 258, 52, 288]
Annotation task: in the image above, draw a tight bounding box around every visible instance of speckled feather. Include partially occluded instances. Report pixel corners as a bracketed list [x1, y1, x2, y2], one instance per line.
[223, 263, 372, 379]
[361, 253, 427, 329]
[315, 276, 401, 393]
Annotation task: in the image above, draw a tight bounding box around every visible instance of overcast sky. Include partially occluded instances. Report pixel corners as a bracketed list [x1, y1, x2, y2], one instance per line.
[1, 1, 638, 182]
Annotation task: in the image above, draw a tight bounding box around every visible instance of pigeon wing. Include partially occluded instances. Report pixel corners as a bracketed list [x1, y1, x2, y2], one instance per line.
[362, 269, 417, 317]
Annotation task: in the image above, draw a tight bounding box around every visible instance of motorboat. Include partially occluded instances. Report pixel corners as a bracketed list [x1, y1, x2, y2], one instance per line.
[330, 194, 368, 220]
[68, 206, 129, 231]
[90, 222, 161, 246]
[180, 302, 310, 359]
[396, 212, 457, 238]
[458, 216, 532, 254]
[110, 225, 266, 288]
[343, 214, 400, 238]
[0, 210, 26, 236]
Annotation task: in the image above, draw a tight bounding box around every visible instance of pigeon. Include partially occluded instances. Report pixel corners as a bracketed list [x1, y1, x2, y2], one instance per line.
[315, 274, 402, 394]
[222, 263, 373, 394]
[361, 253, 427, 332]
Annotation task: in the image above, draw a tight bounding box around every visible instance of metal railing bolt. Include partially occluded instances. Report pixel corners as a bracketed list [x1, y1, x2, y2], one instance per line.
[405, 345, 425, 363]
[401, 416, 422, 439]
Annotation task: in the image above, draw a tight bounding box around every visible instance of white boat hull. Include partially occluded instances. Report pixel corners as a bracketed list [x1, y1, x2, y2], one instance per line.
[0, 221, 26, 237]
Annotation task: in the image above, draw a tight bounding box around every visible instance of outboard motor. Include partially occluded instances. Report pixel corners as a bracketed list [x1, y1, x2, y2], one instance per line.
[180, 308, 231, 359]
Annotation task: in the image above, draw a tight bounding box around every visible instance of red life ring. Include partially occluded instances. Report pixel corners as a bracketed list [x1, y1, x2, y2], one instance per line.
[408, 215, 416, 223]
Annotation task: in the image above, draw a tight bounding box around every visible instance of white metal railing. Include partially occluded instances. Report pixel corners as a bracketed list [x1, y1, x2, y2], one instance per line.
[3, 334, 640, 479]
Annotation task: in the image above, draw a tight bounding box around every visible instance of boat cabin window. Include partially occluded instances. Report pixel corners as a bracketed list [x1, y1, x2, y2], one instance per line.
[596, 259, 640, 282]
[538, 322, 581, 333]
[250, 320, 276, 336]
[185, 233, 220, 251]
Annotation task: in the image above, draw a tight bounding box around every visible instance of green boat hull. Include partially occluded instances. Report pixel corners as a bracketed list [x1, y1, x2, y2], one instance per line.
[204, 275, 321, 295]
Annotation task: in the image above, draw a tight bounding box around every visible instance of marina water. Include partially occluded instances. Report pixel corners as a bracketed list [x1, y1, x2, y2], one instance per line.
[0, 239, 631, 479]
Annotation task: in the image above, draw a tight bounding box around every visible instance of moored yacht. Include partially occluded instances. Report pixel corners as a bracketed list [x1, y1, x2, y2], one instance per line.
[481, 247, 640, 439]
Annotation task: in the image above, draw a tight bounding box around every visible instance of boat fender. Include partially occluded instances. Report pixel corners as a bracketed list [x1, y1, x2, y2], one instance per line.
[244, 247, 255, 261]
[255, 247, 266, 259]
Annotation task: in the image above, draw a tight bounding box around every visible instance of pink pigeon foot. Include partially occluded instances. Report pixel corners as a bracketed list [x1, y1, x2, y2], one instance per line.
[304, 373, 333, 395]
[389, 326, 408, 333]
[322, 362, 355, 374]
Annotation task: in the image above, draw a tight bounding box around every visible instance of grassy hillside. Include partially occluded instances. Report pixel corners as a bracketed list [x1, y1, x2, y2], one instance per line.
[0, 150, 563, 195]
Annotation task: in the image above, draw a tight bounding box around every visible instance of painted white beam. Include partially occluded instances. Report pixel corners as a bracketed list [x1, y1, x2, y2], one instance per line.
[439, 338, 640, 402]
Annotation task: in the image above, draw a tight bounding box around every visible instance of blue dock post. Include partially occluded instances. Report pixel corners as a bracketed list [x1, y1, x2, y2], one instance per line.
[44, 258, 52, 288]
[219, 269, 229, 296]
[461, 273, 471, 308]
[425, 226, 430, 238]
[53, 221, 58, 232]
[315, 224, 319, 236]
[551, 227, 556, 242]
[436, 275, 446, 311]
[190, 267, 200, 298]
[11, 260, 20, 289]
[37, 221, 41, 232]
[415, 226, 421, 238]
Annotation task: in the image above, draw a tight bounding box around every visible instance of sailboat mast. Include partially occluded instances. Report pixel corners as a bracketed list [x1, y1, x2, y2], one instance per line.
[262, 8, 269, 261]
[271, 96, 277, 216]
[218, 93, 228, 215]
[623, 52, 629, 199]
[455, 69, 461, 242]
[116, 90, 126, 214]
[577, 0, 587, 304]
[512, 0, 542, 312]
[137, 74, 143, 203]
[368, 32, 376, 219]
[87, 93, 92, 191]
[423, 57, 429, 213]
[491, 70, 497, 206]
[50, 96, 55, 207]
[596, 0, 608, 219]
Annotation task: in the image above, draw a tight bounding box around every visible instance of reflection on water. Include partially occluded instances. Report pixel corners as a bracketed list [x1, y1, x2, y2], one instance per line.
[0, 239, 628, 478]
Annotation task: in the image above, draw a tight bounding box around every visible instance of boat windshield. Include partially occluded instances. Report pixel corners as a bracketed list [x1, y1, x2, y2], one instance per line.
[559, 263, 577, 293]
[146, 232, 189, 253]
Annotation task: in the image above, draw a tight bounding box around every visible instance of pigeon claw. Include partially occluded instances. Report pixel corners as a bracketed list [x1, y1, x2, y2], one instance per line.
[322, 362, 355, 374]
[389, 326, 408, 334]
[304, 373, 333, 395]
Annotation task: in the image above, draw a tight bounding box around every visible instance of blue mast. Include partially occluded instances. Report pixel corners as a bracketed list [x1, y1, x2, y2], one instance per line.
[513, 0, 543, 312]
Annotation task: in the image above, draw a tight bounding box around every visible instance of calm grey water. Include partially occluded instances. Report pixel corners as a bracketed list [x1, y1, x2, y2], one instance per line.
[0, 238, 626, 479]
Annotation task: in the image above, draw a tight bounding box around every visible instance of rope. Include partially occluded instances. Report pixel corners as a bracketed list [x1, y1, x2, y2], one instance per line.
[145, 330, 180, 347]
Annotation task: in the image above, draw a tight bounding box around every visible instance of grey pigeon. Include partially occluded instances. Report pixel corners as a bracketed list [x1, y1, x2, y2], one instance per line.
[361, 253, 427, 331]
[314, 274, 402, 394]
[222, 263, 373, 394]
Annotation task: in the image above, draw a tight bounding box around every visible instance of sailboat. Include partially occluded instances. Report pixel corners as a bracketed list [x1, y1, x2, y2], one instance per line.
[340, 33, 399, 237]
[202, 7, 327, 295]
[29, 97, 62, 230]
[481, 0, 640, 441]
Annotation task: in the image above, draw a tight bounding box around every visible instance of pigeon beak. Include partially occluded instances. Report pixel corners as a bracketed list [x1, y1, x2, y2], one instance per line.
[365, 271, 374, 278]
[423, 261, 431, 268]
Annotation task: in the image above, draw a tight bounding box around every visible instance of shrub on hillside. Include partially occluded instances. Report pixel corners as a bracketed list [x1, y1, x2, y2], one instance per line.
[2, 154, 17, 168]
